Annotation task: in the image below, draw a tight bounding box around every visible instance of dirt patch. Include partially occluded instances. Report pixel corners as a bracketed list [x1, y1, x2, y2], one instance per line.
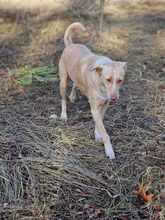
[0, 2, 165, 219]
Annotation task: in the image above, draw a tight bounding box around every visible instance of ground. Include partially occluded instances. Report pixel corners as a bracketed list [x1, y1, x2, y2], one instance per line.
[0, 1, 165, 220]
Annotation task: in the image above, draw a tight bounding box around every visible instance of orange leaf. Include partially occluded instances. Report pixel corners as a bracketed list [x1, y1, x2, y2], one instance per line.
[135, 183, 154, 203]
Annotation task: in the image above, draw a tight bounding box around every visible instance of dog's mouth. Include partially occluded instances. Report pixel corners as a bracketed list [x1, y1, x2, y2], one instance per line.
[110, 99, 117, 104]
[109, 97, 118, 104]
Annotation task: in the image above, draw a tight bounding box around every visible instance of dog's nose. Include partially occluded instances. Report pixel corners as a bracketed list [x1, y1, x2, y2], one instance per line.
[111, 95, 118, 102]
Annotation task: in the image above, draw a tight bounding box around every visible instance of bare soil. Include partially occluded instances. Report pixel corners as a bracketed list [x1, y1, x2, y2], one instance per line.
[0, 1, 165, 219]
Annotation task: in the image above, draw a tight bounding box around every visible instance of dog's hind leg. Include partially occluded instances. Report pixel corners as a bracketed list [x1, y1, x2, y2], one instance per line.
[59, 59, 68, 121]
[69, 83, 76, 103]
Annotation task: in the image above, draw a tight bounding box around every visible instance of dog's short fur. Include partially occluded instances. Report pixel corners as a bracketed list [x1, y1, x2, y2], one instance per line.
[58, 22, 127, 159]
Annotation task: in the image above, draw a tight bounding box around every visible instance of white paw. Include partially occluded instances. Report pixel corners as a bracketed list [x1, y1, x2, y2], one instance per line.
[49, 114, 58, 120]
[60, 113, 68, 122]
[95, 129, 102, 142]
[105, 143, 115, 159]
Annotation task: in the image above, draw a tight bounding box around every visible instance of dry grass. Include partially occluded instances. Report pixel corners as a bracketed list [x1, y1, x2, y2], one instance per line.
[0, 1, 165, 219]
[0, 0, 69, 13]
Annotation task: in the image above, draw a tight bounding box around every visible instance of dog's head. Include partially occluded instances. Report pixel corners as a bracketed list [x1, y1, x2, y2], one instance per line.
[91, 57, 127, 102]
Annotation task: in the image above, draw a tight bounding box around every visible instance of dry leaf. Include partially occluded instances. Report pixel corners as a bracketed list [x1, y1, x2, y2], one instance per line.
[135, 183, 154, 203]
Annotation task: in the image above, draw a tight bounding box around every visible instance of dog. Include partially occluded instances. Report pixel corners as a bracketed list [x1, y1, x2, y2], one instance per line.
[58, 22, 127, 159]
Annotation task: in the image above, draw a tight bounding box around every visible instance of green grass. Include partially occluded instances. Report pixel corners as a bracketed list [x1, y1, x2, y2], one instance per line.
[13, 65, 58, 85]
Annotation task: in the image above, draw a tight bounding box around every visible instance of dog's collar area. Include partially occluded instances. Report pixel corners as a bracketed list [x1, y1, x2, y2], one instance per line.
[96, 92, 117, 104]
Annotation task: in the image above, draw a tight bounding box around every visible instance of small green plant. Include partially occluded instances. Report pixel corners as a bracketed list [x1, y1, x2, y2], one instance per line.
[14, 65, 58, 86]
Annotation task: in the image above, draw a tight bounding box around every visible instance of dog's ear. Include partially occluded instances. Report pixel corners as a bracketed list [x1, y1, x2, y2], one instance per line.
[89, 65, 103, 76]
[94, 66, 102, 76]
[89, 57, 112, 75]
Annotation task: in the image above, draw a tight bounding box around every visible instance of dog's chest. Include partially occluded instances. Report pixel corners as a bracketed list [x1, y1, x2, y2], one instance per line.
[71, 72, 88, 95]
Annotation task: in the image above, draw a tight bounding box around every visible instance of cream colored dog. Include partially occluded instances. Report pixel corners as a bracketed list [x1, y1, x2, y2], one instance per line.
[58, 22, 127, 159]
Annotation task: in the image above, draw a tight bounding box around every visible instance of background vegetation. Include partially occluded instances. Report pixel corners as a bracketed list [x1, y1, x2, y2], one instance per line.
[0, 0, 165, 219]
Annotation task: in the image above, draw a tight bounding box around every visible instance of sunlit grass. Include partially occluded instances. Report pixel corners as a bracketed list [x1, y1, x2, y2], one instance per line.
[0, 1, 165, 219]
[36, 20, 69, 41]
[96, 31, 129, 56]
[0, 0, 70, 12]
[153, 30, 165, 55]
[105, 2, 165, 19]
[0, 22, 22, 40]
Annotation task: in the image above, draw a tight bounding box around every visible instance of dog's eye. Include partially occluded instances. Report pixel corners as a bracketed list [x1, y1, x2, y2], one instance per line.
[106, 77, 112, 83]
[117, 79, 123, 84]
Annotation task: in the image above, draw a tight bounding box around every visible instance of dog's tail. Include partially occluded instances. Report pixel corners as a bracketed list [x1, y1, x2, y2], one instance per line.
[64, 22, 86, 47]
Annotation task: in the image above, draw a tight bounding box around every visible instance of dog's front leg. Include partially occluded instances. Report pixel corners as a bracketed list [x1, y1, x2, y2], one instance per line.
[95, 127, 102, 142]
[91, 105, 115, 159]
[94, 103, 109, 143]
